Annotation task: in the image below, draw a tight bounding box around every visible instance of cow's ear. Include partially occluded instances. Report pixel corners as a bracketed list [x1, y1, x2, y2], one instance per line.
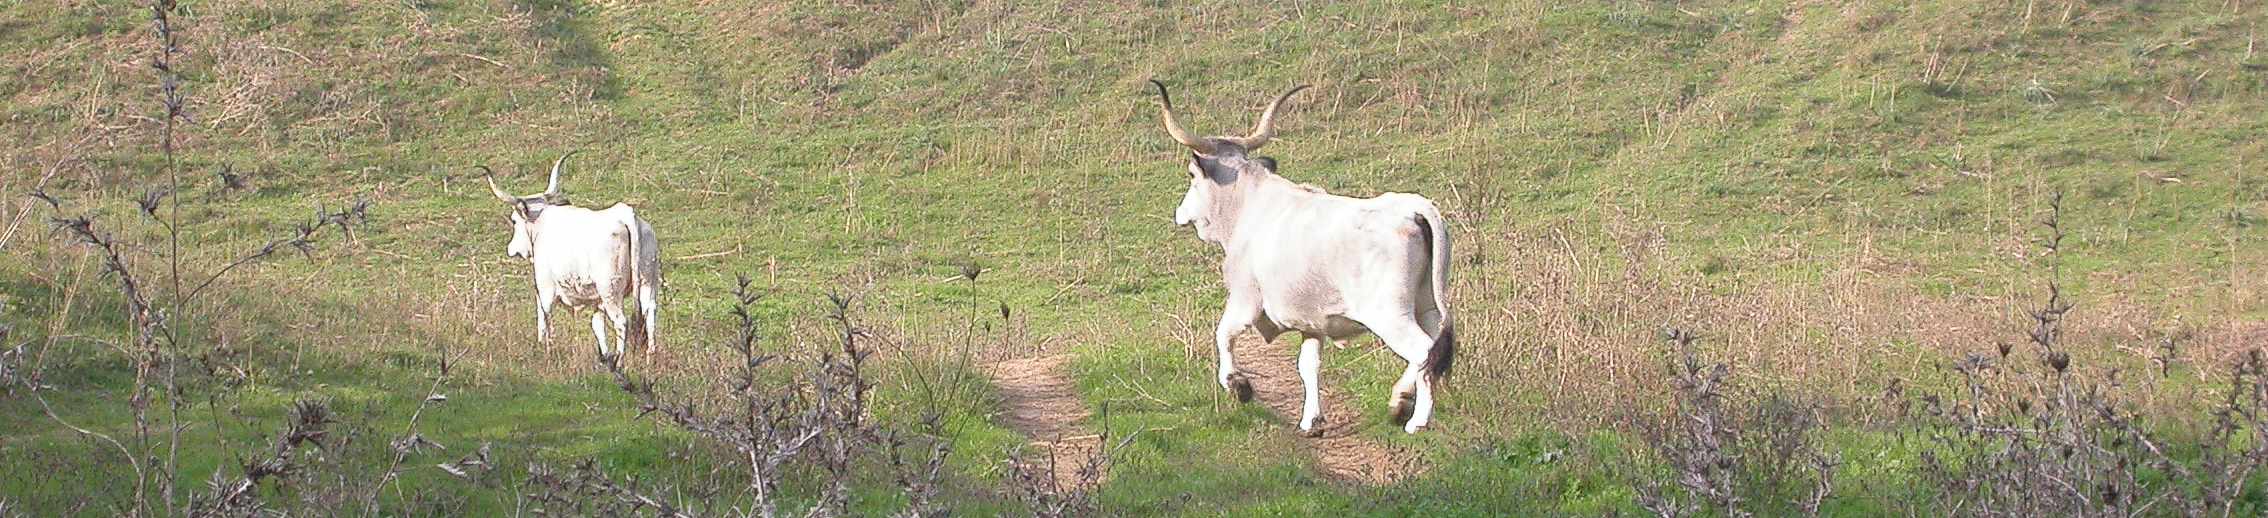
[515, 199, 536, 220]
[1255, 156, 1277, 172]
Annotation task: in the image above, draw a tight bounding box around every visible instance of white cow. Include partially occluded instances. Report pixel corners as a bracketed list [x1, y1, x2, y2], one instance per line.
[482, 151, 661, 362]
[1151, 81, 1456, 434]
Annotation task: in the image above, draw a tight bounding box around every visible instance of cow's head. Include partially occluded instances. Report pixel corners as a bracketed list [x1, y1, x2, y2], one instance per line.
[1151, 80, 1309, 244]
[480, 151, 577, 260]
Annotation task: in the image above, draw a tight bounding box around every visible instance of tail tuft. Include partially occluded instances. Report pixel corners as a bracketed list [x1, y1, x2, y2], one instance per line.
[1423, 324, 1456, 383]
[1411, 210, 1455, 385]
[624, 310, 649, 352]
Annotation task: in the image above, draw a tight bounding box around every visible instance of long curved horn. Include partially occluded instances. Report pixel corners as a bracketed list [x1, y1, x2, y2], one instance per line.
[478, 166, 515, 203]
[543, 150, 578, 197]
[1150, 80, 1218, 155]
[1226, 84, 1311, 151]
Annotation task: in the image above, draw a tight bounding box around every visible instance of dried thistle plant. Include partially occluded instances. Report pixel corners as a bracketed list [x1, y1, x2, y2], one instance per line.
[1901, 193, 2268, 516]
[1633, 328, 1837, 518]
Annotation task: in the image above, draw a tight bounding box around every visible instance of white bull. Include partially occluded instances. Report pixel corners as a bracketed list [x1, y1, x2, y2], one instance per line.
[482, 152, 661, 362]
[1152, 81, 1456, 434]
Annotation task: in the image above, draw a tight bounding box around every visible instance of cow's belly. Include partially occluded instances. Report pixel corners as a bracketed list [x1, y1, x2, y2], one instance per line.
[1261, 302, 1368, 340]
[1251, 268, 1368, 338]
[550, 277, 610, 310]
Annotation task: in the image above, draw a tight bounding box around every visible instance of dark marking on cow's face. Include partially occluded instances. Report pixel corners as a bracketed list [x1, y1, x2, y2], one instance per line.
[506, 197, 549, 260]
[1189, 156, 1225, 184]
[1189, 154, 1267, 184]
[484, 163, 573, 261]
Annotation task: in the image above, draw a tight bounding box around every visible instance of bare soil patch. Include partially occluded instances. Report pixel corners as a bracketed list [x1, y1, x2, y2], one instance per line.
[986, 354, 1103, 490]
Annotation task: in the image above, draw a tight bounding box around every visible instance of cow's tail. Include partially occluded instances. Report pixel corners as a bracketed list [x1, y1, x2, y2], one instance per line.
[1412, 205, 1455, 384]
[613, 211, 655, 355]
[630, 219, 660, 354]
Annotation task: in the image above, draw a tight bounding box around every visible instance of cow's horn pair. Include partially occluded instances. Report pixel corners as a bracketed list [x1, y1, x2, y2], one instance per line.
[481, 151, 579, 202]
[1152, 80, 1311, 155]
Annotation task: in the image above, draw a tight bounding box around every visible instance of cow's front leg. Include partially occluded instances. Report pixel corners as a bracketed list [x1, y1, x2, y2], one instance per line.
[1214, 303, 1260, 402]
[1297, 335, 1332, 435]
[589, 312, 613, 363]
[535, 295, 556, 345]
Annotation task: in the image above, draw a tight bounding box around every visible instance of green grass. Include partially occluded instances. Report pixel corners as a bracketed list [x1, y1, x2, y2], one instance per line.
[1, 341, 654, 513]
[4, 0, 2264, 514]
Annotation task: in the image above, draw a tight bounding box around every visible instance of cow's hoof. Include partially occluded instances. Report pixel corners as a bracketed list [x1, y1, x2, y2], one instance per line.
[1227, 372, 1254, 403]
[1388, 393, 1416, 426]
[1299, 417, 1327, 437]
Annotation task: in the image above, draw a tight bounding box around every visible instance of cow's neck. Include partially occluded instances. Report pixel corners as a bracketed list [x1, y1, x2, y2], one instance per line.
[523, 205, 588, 257]
[1217, 172, 1326, 248]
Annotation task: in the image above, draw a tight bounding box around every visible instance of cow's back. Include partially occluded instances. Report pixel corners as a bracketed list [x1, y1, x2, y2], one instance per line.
[533, 207, 638, 307]
[1233, 190, 1433, 336]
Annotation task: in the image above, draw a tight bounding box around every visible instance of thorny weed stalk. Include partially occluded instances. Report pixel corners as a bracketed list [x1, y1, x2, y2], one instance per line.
[0, 325, 21, 393]
[1639, 329, 1742, 517]
[17, 2, 373, 516]
[188, 399, 335, 516]
[579, 275, 951, 517]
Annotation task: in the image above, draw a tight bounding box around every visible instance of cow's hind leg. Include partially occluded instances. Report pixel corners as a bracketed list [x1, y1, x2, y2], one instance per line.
[1372, 320, 1438, 434]
[611, 307, 631, 365]
[1297, 335, 1333, 435]
[1214, 301, 1261, 402]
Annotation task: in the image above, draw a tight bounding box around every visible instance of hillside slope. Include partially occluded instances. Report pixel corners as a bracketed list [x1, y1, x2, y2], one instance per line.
[3, 0, 2263, 515]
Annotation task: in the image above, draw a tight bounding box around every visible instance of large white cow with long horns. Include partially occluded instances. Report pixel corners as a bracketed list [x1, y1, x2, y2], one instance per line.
[482, 152, 661, 362]
[1151, 80, 1457, 434]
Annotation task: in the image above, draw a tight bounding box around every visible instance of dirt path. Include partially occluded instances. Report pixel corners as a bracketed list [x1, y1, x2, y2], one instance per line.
[987, 342, 1421, 487]
[1233, 335, 1424, 485]
[986, 355, 1103, 490]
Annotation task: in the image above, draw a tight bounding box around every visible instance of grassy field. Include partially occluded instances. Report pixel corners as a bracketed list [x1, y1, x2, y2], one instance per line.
[3, 0, 2264, 515]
